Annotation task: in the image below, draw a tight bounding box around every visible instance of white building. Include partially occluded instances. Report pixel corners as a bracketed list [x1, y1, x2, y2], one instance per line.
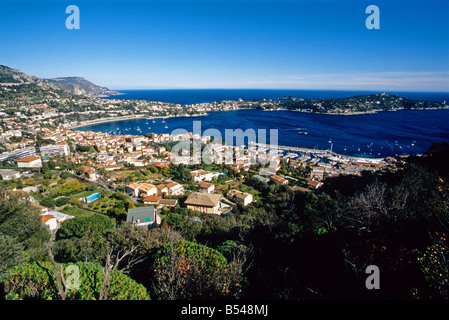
[16, 156, 42, 168]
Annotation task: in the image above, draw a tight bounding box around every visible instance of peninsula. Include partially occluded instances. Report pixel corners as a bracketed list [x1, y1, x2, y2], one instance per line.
[0, 65, 447, 130]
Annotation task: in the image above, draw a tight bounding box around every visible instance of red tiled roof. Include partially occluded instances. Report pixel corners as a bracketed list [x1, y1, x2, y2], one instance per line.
[16, 156, 41, 162]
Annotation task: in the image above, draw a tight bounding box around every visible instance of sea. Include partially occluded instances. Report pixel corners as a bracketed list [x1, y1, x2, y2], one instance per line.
[75, 89, 449, 158]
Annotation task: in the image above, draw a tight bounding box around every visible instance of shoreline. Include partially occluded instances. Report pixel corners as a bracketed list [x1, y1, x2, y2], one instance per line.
[69, 112, 209, 130]
[70, 105, 449, 130]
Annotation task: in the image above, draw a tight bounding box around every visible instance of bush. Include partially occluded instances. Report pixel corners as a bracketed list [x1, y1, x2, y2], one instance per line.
[39, 197, 55, 209]
[2, 261, 149, 300]
[55, 197, 70, 207]
[152, 240, 242, 299]
[57, 214, 114, 240]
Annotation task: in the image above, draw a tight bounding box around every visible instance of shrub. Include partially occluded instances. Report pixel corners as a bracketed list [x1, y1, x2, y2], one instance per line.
[2, 261, 149, 300]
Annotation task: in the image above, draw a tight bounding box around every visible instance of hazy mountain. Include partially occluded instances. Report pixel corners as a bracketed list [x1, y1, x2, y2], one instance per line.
[0, 65, 121, 98]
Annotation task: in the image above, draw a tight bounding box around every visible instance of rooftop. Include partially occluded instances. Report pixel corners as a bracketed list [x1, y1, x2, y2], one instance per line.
[184, 192, 222, 207]
[126, 206, 156, 224]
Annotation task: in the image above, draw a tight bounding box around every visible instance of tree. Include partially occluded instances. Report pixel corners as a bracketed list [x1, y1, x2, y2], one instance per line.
[152, 240, 243, 299]
[416, 233, 449, 299]
[1, 261, 149, 300]
[0, 233, 26, 275]
[99, 223, 155, 300]
[0, 192, 43, 245]
[57, 214, 114, 240]
[304, 192, 340, 234]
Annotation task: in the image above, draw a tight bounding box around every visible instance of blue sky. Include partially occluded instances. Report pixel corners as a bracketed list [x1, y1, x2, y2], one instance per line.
[0, 0, 448, 91]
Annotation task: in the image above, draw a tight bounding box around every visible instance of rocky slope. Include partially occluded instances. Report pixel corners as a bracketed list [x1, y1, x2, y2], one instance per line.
[0, 65, 121, 98]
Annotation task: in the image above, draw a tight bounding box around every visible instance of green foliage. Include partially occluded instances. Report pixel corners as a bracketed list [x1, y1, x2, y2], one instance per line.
[152, 240, 241, 299]
[57, 180, 86, 196]
[76, 145, 92, 153]
[0, 233, 26, 275]
[57, 214, 114, 240]
[416, 234, 449, 299]
[39, 197, 55, 209]
[55, 197, 70, 207]
[2, 261, 149, 300]
[0, 192, 43, 245]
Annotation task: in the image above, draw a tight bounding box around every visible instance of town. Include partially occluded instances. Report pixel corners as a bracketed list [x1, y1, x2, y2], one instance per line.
[0, 120, 402, 232]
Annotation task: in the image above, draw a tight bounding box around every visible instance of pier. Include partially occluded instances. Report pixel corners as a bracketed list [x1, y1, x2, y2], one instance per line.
[248, 141, 385, 163]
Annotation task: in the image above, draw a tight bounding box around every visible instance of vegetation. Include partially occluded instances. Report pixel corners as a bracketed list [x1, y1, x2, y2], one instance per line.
[2, 261, 149, 300]
[1, 142, 449, 301]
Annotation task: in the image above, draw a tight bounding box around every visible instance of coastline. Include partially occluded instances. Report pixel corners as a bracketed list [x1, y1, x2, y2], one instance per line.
[70, 105, 449, 130]
[69, 112, 209, 130]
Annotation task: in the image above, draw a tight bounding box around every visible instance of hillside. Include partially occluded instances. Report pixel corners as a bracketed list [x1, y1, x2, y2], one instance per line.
[0, 65, 121, 98]
[270, 93, 448, 114]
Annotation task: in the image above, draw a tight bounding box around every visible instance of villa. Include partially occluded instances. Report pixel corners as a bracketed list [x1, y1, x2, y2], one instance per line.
[184, 192, 223, 215]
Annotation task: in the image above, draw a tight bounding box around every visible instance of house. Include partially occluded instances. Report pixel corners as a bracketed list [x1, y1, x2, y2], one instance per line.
[77, 166, 98, 181]
[184, 192, 223, 215]
[166, 181, 184, 195]
[158, 198, 178, 208]
[138, 183, 157, 198]
[126, 206, 160, 228]
[0, 169, 21, 180]
[125, 182, 157, 198]
[310, 167, 325, 180]
[305, 178, 324, 190]
[197, 181, 215, 193]
[226, 189, 253, 206]
[156, 184, 169, 196]
[190, 169, 216, 182]
[126, 182, 142, 197]
[271, 174, 288, 185]
[142, 195, 161, 205]
[41, 214, 58, 231]
[16, 156, 42, 168]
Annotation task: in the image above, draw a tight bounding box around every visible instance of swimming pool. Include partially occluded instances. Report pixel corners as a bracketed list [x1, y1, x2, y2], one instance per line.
[86, 192, 101, 203]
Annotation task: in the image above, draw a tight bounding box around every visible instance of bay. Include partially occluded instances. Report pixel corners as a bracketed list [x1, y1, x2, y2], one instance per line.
[75, 107, 449, 159]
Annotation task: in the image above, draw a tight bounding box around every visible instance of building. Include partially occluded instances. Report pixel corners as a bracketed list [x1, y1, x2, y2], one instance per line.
[138, 183, 157, 198]
[158, 198, 178, 208]
[197, 181, 215, 193]
[142, 196, 161, 205]
[226, 189, 253, 206]
[166, 181, 184, 195]
[126, 182, 157, 198]
[126, 182, 141, 197]
[305, 178, 324, 190]
[126, 206, 160, 228]
[310, 167, 325, 180]
[0, 169, 21, 180]
[252, 174, 270, 184]
[77, 166, 98, 181]
[41, 214, 58, 231]
[191, 169, 216, 182]
[156, 184, 169, 196]
[16, 156, 42, 168]
[271, 174, 288, 186]
[184, 192, 223, 215]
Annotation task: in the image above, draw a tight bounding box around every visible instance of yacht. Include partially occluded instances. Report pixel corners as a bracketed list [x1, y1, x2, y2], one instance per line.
[297, 127, 308, 135]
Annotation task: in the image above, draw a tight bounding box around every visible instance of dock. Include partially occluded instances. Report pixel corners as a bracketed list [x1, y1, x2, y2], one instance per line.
[248, 141, 385, 163]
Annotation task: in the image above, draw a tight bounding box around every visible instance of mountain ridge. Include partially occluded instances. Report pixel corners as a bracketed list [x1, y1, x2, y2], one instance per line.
[0, 65, 121, 98]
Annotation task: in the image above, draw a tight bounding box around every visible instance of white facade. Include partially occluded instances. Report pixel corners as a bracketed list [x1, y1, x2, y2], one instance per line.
[17, 157, 42, 168]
